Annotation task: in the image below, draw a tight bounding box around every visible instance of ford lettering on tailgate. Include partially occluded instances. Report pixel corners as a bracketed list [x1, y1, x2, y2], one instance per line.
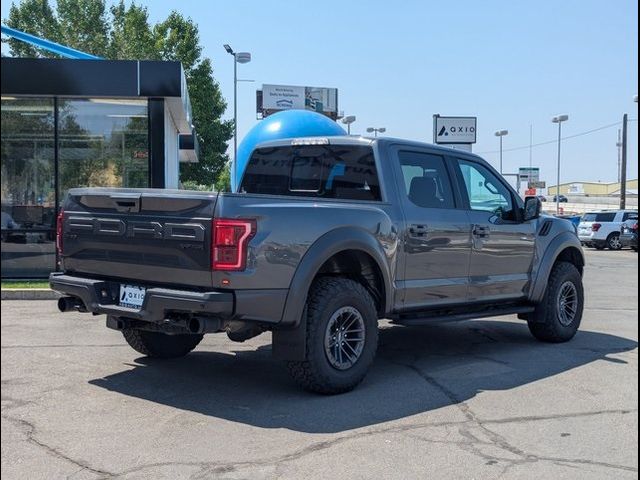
[66, 217, 206, 242]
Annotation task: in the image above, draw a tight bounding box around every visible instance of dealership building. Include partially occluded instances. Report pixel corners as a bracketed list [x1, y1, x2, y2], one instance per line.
[1, 57, 198, 279]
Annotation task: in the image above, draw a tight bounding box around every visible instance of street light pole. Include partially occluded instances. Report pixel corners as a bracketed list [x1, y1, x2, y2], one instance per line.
[233, 55, 237, 180]
[552, 114, 569, 215]
[494, 130, 508, 174]
[224, 44, 251, 191]
[341, 115, 356, 135]
[366, 127, 386, 137]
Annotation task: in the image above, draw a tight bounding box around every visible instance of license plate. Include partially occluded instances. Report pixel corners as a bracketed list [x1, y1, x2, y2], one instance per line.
[119, 284, 146, 309]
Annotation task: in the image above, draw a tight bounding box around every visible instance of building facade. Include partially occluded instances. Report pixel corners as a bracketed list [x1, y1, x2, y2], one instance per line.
[548, 179, 638, 196]
[1, 58, 198, 278]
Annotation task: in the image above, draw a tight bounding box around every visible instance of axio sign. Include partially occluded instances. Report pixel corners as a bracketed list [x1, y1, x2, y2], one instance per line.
[433, 115, 477, 144]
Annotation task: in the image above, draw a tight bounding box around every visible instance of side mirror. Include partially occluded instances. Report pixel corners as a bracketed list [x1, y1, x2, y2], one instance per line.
[523, 196, 542, 221]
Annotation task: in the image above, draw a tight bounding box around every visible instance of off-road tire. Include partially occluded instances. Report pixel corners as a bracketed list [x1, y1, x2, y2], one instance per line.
[527, 262, 584, 343]
[287, 277, 378, 394]
[122, 328, 203, 358]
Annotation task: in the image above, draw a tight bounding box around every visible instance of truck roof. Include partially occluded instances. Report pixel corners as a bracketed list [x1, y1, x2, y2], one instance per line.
[254, 136, 486, 162]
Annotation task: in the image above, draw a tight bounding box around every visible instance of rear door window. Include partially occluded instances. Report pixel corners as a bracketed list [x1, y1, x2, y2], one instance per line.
[240, 145, 381, 201]
[397, 151, 455, 209]
[595, 213, 616, 222]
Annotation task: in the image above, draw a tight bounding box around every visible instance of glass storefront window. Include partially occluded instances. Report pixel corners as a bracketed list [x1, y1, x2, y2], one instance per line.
[1, 97, 56, 278]
[59, 98, 149, 202]
[1, 97, 150, 279]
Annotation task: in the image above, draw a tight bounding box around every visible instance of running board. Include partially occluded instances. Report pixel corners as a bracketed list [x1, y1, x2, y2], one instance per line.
[393, 305, 535, 326]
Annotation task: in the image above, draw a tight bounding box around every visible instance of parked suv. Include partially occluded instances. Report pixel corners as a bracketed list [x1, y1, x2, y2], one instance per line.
[578, 210, 639, 250]
[51, 137, 585, 394]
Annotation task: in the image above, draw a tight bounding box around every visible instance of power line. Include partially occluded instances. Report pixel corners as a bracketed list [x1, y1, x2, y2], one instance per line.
[477, 118, 638, 155]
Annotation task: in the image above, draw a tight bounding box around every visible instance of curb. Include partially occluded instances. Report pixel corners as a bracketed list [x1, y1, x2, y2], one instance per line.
[1, 289, 61, 300]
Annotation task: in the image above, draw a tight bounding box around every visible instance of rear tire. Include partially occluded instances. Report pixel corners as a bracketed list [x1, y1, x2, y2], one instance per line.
[122, 328, 203, 358]
[287, 277, 378, 394]
[527, 262, 583, 343]
[607, 233, 622, 250]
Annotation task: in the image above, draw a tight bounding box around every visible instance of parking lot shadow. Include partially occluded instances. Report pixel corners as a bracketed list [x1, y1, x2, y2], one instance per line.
[89, 320, 637, 433]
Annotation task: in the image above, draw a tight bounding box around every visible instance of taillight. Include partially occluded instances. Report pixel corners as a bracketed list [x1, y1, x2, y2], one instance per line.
[56, 209, 64, 255]
[211, 219, 256, 271]
[592, 223, 601, 232]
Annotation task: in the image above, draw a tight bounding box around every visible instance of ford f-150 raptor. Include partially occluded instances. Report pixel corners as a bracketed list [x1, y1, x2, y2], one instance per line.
[51, 136, 585, 394]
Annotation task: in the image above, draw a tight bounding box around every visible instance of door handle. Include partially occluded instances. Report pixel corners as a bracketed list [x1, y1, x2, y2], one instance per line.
[409, 224, 429, 238]
[472, 225, 490, 238]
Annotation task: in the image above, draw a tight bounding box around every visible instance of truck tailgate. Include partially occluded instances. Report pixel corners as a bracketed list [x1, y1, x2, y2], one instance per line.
[60, 188, 218, 289]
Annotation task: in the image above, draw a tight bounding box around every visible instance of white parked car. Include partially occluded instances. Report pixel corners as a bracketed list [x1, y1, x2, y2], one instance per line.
[578, 210, 639, 250]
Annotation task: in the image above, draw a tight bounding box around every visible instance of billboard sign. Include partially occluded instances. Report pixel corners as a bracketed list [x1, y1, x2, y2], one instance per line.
[434, 116, 477, 144]
[518, 167, 540, 182]
[260, 84, 338, 119]
[528, 180, 546, 189]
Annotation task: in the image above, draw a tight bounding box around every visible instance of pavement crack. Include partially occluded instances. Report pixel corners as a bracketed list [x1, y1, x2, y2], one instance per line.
[384, 356, 638, 474]
[2, 414, 115, 478]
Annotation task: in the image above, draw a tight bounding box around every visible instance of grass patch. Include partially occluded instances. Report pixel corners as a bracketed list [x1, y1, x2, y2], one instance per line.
[1, 280, 50, 289]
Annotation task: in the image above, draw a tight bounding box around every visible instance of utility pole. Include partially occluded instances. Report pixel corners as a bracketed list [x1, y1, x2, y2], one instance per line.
[616, 129, 622, 183]
[529, 124, 533, 188]
[620, 114, 628, 209]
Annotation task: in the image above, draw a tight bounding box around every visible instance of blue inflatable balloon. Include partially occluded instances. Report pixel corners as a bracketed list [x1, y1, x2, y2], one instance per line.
[233, 110, 346, 191]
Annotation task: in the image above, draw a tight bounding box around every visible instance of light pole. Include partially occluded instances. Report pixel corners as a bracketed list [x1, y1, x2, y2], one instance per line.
[552, 114, 569, 215]
[494, 130, 508, 174]
[366, 127, 386, 137]
[224, 44, 251, 190]
[341, 115, 356, 135]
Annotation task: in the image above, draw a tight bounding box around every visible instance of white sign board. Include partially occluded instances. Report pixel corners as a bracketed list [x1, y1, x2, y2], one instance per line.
[262, 84, 306, 110]
[262, 84, 338, 115]
[518, 167, 540, 182]
[434, 116, 477, 144]
[568, 183, 584, 194]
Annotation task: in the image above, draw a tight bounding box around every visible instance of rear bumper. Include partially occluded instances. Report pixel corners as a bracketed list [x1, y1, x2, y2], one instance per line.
[49, 273, 233, 322]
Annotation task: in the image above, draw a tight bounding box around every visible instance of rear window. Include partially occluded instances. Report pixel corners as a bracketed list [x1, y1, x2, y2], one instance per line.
[583, 212, 616, 222]
[240, 145, 381, 201]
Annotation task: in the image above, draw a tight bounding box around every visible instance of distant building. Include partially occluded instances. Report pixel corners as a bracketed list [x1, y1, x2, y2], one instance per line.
[548, 179, 638, 197]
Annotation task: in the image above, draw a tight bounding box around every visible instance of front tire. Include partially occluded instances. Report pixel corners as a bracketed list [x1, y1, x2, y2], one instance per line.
[122, 328, 203, 358]
[287, 277, 378, 394]
[527, 262, 584, 343]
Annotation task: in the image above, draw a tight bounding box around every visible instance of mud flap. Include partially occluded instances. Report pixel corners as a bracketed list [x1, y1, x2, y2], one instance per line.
[272, 308, 307, 361]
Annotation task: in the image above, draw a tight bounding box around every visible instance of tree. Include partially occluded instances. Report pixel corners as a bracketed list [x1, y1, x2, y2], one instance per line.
[3, 0, 232, 186]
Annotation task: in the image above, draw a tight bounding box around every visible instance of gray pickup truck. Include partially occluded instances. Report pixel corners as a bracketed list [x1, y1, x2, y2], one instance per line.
[51, 136, 585, 394]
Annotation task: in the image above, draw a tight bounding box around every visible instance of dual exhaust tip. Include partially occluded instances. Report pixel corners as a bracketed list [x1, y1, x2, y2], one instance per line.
[57, 296, 86, 313]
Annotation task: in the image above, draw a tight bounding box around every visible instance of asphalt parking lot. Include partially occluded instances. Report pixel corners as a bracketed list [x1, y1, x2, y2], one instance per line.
[1, 249, 638, 480]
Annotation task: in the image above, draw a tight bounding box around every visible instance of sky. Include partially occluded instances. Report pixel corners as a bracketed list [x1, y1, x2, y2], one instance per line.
[2, 0, 638, 187]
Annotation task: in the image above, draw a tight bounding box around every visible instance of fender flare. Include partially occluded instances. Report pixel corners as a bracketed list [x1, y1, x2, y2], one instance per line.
[530, 232, 585, 303]
[279, 226, 394, 328]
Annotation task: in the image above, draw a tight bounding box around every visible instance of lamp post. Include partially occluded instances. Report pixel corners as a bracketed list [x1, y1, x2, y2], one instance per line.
[224, 44, 251, 190]
[341, 115, 356, 134]
[551, 114, 569, 215]
[494, 130, 508, 174]
[366, 127, 386, 137]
